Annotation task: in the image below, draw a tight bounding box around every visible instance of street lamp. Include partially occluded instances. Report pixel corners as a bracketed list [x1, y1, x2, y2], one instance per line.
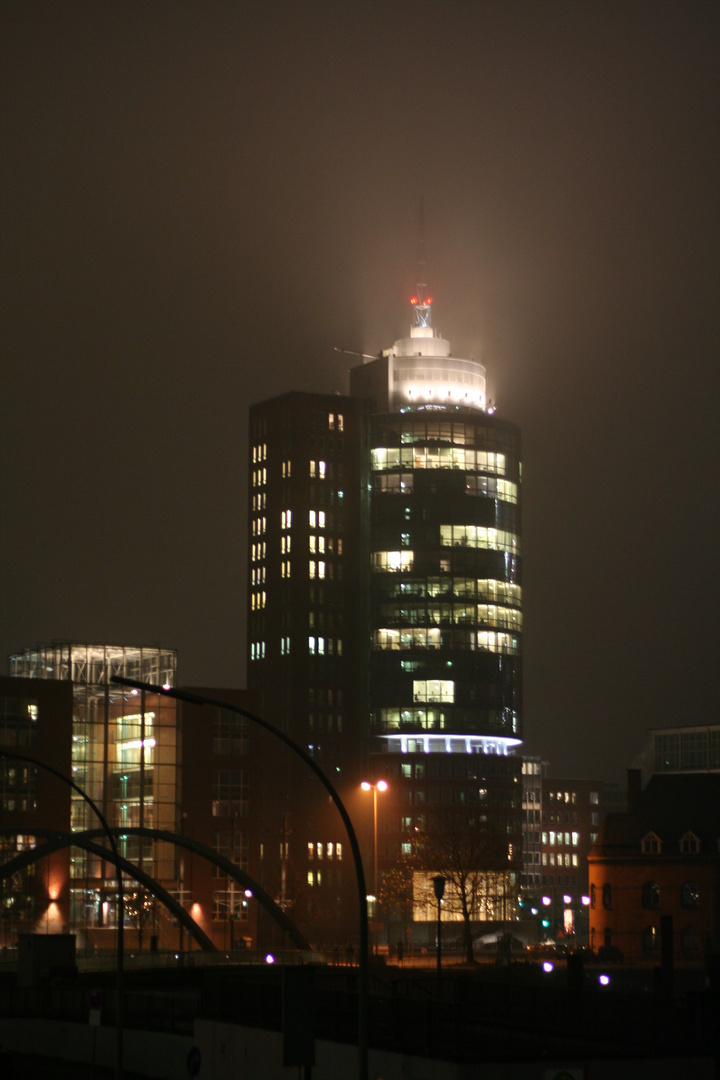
[361, 780, 387, 953]
[361, 782, 388, 905]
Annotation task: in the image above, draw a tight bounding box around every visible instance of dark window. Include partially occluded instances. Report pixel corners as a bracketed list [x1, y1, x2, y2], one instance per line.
[681, 925, 699, 957]
[0, 761, 38, 812]
[642, 881, 660, 909]
[212, 770, 248, 818]
[681, 881, 699, 908]
[602, 883, 612, 909]
[212, 829, 248, 877]
[213, 709, 249, 755]
[0, 698, 38, 749]
[590, 883, 596, 909]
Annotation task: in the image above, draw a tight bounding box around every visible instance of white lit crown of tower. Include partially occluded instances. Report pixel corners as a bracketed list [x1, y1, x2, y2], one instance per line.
[384, 205, 487, 412]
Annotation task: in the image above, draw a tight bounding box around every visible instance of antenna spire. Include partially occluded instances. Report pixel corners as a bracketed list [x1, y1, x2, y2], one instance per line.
[411, 197, 432, 329]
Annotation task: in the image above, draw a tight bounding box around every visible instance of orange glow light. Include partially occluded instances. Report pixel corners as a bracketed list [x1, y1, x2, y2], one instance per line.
[410, 297, 418, 305]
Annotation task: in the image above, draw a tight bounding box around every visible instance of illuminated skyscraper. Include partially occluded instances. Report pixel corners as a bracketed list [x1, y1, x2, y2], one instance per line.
[351, 286, 523, 912]
[248, 282, 523, 939]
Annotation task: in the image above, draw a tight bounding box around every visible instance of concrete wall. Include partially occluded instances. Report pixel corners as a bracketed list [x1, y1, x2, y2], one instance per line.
[0, 1018, 193, 1079]
[0, 1017, 714, 1080]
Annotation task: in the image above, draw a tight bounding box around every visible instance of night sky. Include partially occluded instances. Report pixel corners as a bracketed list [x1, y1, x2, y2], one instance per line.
[2, 2, 718, 785]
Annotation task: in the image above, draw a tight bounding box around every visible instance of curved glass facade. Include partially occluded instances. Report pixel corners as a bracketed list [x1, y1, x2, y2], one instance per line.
[368, 410, 522, 746]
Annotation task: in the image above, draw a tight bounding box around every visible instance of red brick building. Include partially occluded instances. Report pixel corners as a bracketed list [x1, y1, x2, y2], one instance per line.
[0, 676, 73, 941]
[588, 770, 720, 961]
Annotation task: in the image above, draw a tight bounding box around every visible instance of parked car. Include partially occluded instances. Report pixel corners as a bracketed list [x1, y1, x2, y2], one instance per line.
[596, 944, 624, 963]
[570, 945, 597, 962]
[525, 942, 558, 960]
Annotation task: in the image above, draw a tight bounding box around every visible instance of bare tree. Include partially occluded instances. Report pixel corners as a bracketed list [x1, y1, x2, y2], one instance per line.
[125, 887, 154, 949]
[416, 811, 511, 964]
[378, 861, 415, 924]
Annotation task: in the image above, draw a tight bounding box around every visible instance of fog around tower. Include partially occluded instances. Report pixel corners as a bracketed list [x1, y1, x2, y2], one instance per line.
[2, 2, 718, 784]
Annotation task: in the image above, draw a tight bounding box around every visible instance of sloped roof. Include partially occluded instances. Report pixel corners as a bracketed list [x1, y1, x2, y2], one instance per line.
[590, 773, 720, 857]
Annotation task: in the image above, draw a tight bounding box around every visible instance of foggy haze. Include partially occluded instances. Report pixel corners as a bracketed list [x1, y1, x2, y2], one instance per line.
[2, 1, 718, 784]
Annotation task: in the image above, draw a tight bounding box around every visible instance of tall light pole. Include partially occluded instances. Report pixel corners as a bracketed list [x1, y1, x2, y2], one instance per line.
[361, 780, 387, 951]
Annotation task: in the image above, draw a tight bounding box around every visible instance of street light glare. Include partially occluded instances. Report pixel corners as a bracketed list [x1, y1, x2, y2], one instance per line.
[361, 781, 371, 791]
[376, 780, 388, 792]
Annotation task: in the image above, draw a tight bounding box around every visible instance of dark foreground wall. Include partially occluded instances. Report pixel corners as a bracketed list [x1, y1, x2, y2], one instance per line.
[0, 1018, 714, 1080]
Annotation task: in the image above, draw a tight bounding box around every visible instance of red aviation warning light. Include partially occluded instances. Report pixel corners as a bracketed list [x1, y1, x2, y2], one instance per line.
[426, 297, 432, 305]
[410, 296, 418, 305]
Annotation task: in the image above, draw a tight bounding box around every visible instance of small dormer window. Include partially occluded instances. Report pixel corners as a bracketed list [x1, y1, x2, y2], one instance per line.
[680, 831, 700, 855]
[641, 831, 662, 855]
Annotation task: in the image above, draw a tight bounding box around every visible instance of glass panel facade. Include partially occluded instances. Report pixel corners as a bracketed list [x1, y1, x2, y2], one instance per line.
[11, 644, 180, 910]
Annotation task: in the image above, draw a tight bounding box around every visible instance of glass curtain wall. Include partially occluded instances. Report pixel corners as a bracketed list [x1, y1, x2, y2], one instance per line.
[10, 645, 179, 934]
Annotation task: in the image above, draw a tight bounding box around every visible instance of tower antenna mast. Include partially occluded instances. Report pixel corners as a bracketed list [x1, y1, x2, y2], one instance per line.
[411, 198, 432, 330]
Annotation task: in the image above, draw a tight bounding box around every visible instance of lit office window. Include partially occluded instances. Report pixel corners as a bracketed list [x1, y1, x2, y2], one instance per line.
[371, 551, 414, 572]
[439, 525, 520, 555]
[413, 680, 455, 703]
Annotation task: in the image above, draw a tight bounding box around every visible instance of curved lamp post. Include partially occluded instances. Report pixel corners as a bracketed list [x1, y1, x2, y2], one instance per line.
[0, 751, 125, 1080]
[112, 676, 370, 1080]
